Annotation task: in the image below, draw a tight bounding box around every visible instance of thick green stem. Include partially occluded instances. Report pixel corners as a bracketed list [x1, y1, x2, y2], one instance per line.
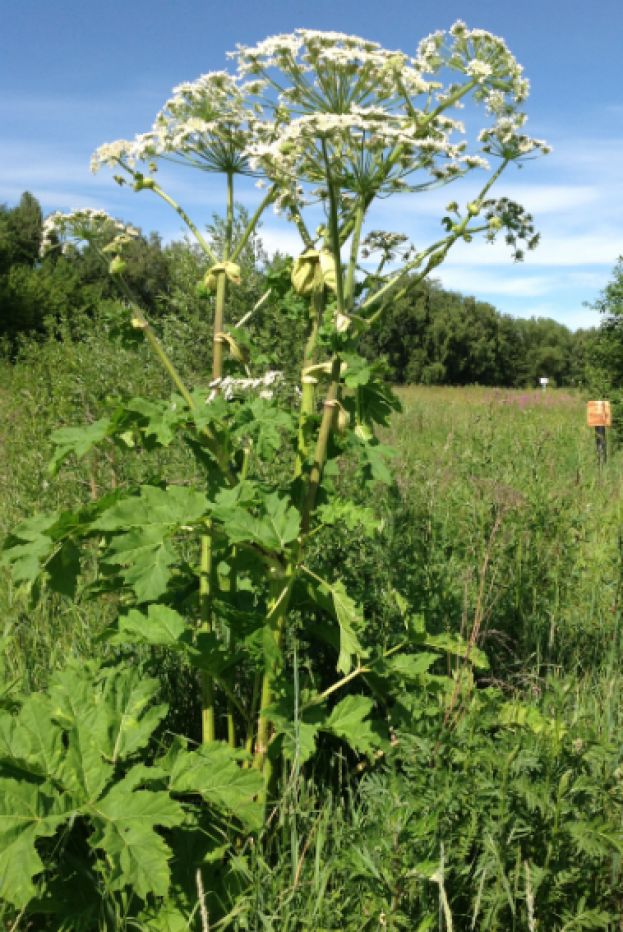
[199, 530, 216, 743]
[224, 172, 234, 260]
[298, 149, 345, 535]
[253, 573, 296, 793]
[212, 273, 227, 381]
[321, 139, 346, 316]
[344, 200, 366, 311]
[294, 289, 324, 480]
[300, 355, 342, 535]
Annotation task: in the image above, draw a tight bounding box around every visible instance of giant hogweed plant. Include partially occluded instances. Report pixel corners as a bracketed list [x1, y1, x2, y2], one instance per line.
[1, 23, 548, 923]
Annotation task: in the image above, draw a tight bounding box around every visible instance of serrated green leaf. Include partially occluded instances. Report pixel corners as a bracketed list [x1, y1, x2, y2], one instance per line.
[124, 396, 185, 447]
[0, 778, 71, 908]
[424, 632, 489, 670]
[211, 491, 300, 553]
[323, 695, 381, 755]
[92, 485, 208, 601]
[360, 442, 395, 483]
[233, 398, 294, 459]
[329, 579, 365, 674]
[105, 530, 177, 602]
[93, 484, 209, 533]
[263, 697, 326, 764]
[165, 741, 263, 830]
[49, 417, 111, 475]
[50, 664, 166, 774]
[342, 352, 373, 388]
[90, 778, 184, 899]
[316, 499, 380, 537]
[112, 605, 188, 648]
[386, 652, 440, 680]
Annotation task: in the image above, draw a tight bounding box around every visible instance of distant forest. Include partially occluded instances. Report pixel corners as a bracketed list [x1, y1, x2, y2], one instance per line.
[0, 191, 603, 388]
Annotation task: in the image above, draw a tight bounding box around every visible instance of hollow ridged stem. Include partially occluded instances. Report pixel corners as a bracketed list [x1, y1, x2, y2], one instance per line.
[254, 573, 296, 798]
[300, 355, 342, 535]
[199, 529, 215, 743]
[344, 199, 365, 311]
[299, 143, 345, 534]
[294, 289, 324, 480]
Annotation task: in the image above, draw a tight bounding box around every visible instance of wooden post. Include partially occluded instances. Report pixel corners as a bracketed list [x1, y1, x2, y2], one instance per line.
[595, 425, 607, 466]
[587, 400, 611, 469]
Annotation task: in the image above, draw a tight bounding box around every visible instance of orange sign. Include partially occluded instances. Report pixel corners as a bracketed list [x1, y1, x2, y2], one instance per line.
[587, 400, 612, 428]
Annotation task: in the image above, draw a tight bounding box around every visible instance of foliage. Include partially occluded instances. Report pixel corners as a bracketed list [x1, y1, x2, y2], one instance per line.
[361, 277, 589, 388]
[0, 20, 589, 928]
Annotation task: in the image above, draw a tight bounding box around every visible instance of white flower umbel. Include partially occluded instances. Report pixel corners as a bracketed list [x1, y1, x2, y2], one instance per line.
[91, 71, 262, 178]
[40, 209, 139, 257]
[231, 23, 549, 208]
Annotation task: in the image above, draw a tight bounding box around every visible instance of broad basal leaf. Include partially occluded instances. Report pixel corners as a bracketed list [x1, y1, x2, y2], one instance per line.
[90, 775, 184, 899]
[164, 741, 263, 830]
[0, 778, 71, 908]
[0, 693, 64, 781]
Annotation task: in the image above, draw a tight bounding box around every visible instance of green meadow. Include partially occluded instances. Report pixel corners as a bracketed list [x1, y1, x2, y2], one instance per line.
[2, 352, 623, 928]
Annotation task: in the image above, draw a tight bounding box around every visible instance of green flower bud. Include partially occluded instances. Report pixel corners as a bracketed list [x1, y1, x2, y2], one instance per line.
[291, 249, 323, 295]
[336, 406, 350, 434]
[109, 255, 127, 276]
[195, 280, 210, 298]
[203, 261, 242, 291]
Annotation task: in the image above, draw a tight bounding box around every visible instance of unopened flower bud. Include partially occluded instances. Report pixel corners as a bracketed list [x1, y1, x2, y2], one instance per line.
[109, 255, 127, 275]
[291, 249, 323, 295]
[203, 261, 242, 291]
[336, 406, 350, 434]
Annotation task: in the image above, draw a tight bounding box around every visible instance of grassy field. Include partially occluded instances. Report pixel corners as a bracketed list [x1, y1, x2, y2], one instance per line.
[2, 367, 623, 928]
[386, 386, 623, 672]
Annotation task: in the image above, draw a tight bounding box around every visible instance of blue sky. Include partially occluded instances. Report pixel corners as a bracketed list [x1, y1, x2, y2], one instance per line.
[2, 0, 622, 329]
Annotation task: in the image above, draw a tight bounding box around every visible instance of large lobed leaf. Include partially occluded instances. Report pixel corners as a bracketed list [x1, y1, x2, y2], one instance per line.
[93, 485, 210, 601]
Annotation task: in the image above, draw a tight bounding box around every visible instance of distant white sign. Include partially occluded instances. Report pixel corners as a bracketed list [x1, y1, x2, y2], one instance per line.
[539, 377, 549, 388]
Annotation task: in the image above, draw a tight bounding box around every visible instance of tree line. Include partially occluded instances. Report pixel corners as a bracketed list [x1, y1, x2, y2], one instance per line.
[0, 191, 608, 388]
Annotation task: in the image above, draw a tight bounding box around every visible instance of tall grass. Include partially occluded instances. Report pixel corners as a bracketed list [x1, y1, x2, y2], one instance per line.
[2, 345, 623, 927]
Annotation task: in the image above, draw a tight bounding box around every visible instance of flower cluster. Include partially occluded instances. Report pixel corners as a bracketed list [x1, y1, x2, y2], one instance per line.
[40, 209, 139, 257]
[207, 370, 283, 402]
[89, 23, 549, 258]
[91, 72, 262, 177]
[230, 23, 547, 202]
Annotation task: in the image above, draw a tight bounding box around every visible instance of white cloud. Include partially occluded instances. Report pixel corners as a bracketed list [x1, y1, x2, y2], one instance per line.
[442, 231, 623, 268]
[437, 268, 553, 298]
[259, 226, 303, 257]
